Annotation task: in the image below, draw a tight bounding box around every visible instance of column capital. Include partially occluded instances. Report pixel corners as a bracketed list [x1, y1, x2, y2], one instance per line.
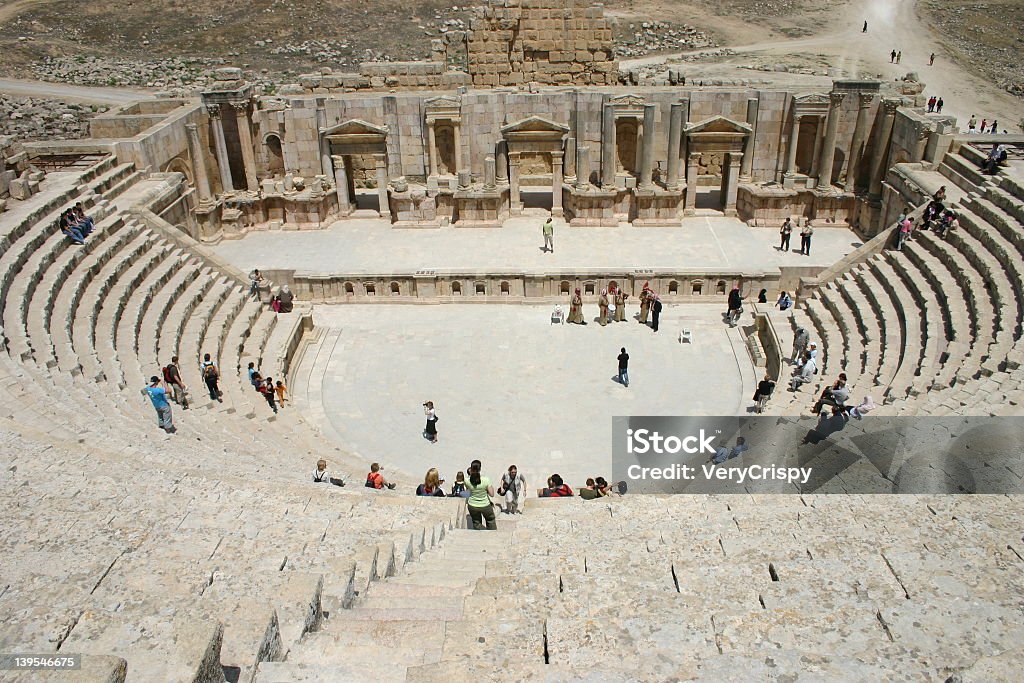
[206, 104, 222, 118]
[858, 92, 876, 108]
[551, 150, 564, 161]
[185, 122, 199, 133]
[883, 98, 900, 115]
[688, 151, 702, 160]
[331, 154, 345, 164]
[793, 114, 803, 123]
[728, 152, 744, 166]
[829, 92, 846, 107]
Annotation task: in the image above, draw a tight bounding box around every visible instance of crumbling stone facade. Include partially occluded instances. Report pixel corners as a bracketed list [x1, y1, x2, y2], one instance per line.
[466, 0, 617, 86]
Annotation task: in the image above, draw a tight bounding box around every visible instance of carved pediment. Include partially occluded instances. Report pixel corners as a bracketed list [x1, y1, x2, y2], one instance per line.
[324, 119, 389, 137]
[500, 116, 570, 135]
[793, 93, 830, 105]
[608, 93, 646, 108]
[684, 116, 752, 135]
[424, 95, 461, 109]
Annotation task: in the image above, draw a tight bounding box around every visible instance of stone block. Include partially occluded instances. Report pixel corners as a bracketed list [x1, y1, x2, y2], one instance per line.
[8, 177, 31, 200]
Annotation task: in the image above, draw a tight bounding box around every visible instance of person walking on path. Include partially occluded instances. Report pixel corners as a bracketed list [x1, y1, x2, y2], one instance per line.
[163, 356, 188, 409]
[990, 120, 998, 134]
[800, 221, 814, 256]
[598, 288, 609, 326]
[727, 286, 743, 327]
[498, 465, 526, 514]
[638, 283, 651, 324]
[927, 96, 936, 113]
[896, 51, 901, 64]
[897, 215, 913, 250]
[201, 353, 223, 403]
[936, 97, 944, 113]
[275, 380, 288, 407]
[613, 287, 627, 322]
[929, 52, 935, 66]
[780, 217, 793, 251]
[466, 464, 497, 530]
[617, 347, 630, 387]
[259, 377, 279, 414]
[568, 288, 585, 324]
[981, 119, 988, 134]
[142, 376, 175, 433]
[651, 295, 663, 332]
[423, 400, 438, 443]
[792, 327, 810, 364]
[862, 20, 867, 32]
[541, 217, 554, 253]
[248, 269, 264, 300]
[968, 115, 978, 133]
[890, 49, 897, 63]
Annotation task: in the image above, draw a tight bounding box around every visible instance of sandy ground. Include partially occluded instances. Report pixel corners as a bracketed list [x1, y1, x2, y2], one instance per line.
[0, 77, 153, 104]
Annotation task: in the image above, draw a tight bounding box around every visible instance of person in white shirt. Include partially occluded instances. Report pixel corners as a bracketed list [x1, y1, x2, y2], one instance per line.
[498, 464, 527, 514]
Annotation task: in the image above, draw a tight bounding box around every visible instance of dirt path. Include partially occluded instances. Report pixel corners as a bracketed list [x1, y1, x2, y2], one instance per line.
[622, 0, 1020, 130]
[0, 77, 153, 104]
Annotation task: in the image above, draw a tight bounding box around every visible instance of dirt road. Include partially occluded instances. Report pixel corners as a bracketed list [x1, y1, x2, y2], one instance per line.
[0, 78, 153, 105]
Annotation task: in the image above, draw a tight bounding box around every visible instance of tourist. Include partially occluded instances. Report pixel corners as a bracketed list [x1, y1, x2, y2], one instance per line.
[890, 49, 896, 63]
[862, 20, 867, 32]
[275, 380, 288, 408]
[423, 400, 438, 443]
[753, 374, 776, 413]
[934, 186, 947, 202]
[72, 204, 94, 235]
[58, 213, 85, 245]
[638, 282, 652, 324]
[568, 288, 584, 324]
[989, 120, 998, 134]
[270, 295, 281, 314]
[896, 215, 913, 250]
[967, 115, 977, 133]
[708, 436, 748, 465]
[982, 145, 1007, 174]
[757, 288, 768, 304]
[542, 217, 554, 253]
[277, 285, 294, 313]
[247, 362, 259, 388]
[780, 217, 793, 251]
[466, 464, 497, 530]
[613, 287, 627, 322]
[936, 97, 944, 113]
[938, 210, 959, 237]
[812, 373, 850, 416]
[201, 353, 222, 402]
[896, 51, 901, 64]
[249, 269, 263, 300]
[365, 462, 397, 490]
[799, 220, 814, 256]
[312, 459, 343, 485]
[259, 377, 279, 414]
[538, 473, 573, 497]
[65, 209, 92, 237]
[981, 119, 988, 134]
[595, 476, 622, 496]
[498, 464, 526, 514]
[776, 290, 792, 311]
[617, 346, 629, 387]
[790, 354, 817, 391]
[451, 471, 470, 497]
[927, 96, 936, 113]
[142, 375, 175, 433]
[598, 288, 609, 326]
[162, 356, 188, 409]
[792, 327, 810, 363]
[416, 468, 446, 496]
[805, 341, 819, 363]
[929, 53, 935, 66]
[579, 478, 600, 500]
[727, 286, 743, 326]
[651, 294, 663, 332]
[845, 395, 876, 420]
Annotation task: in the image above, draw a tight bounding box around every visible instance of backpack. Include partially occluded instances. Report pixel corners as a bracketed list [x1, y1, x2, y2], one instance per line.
[162, 366, 173, 383]
[203, 363, 218, 379]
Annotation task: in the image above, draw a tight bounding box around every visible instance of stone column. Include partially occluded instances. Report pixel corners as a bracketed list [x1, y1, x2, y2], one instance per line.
[427, 122, 439, 176]
[233, 104, 259, 192]
[316, 105, 332, 178]
[601, 103, 616, 187]
[724, 152, 742, 215]
[666, 102, 684, 190]
[332, 154, 351, 214]
[809, 114, 826, 181]
[638, 104, 656, 191]
[817, 92, 845, 190]
[869, 99, 900, 197]
[784, 115, 802, 181]
[564, 137, 577, 184]
[551, 150, 564, 217]
[484, 156, 496, 190]
[208, 105, 234, 193]
[185, 123, 213, 204]
[684, 152, 700, 213]
[844, 92, 875, 192]
[740, 97, 758, 179]
[509, 152, 522, 213]
[453, 123, 465, 175]
[496, 140, 508, 185]
[374, 154, 390, 218]
[576, 145, 590, 188]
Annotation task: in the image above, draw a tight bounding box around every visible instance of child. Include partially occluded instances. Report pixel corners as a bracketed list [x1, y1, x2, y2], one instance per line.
[275, 380, 288, 407]
[450, 471, 469, 497]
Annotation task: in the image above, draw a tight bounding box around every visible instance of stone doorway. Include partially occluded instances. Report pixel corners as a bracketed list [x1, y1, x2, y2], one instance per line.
[683, 116, 752, 216]
[324, 119, 391, 218]
[501, 116, 569, 217]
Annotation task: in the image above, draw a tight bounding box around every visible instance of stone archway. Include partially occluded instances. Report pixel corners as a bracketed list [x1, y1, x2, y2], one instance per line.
[163, 156, 194, 185]
[501, 116, 569, 216]
[683, 115, 752, 216]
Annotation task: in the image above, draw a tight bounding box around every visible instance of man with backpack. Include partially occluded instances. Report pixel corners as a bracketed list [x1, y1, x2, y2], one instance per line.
[365, 462, 397, 490]
[201, 353, 223, 403]
[162, 356, 188, 409]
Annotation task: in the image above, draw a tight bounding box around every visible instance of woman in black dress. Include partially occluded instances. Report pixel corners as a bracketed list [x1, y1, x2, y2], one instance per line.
[423, 400, 438, 443]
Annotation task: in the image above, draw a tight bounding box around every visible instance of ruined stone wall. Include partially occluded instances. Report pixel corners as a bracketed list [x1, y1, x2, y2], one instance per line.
[466, 0, 617, 87]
